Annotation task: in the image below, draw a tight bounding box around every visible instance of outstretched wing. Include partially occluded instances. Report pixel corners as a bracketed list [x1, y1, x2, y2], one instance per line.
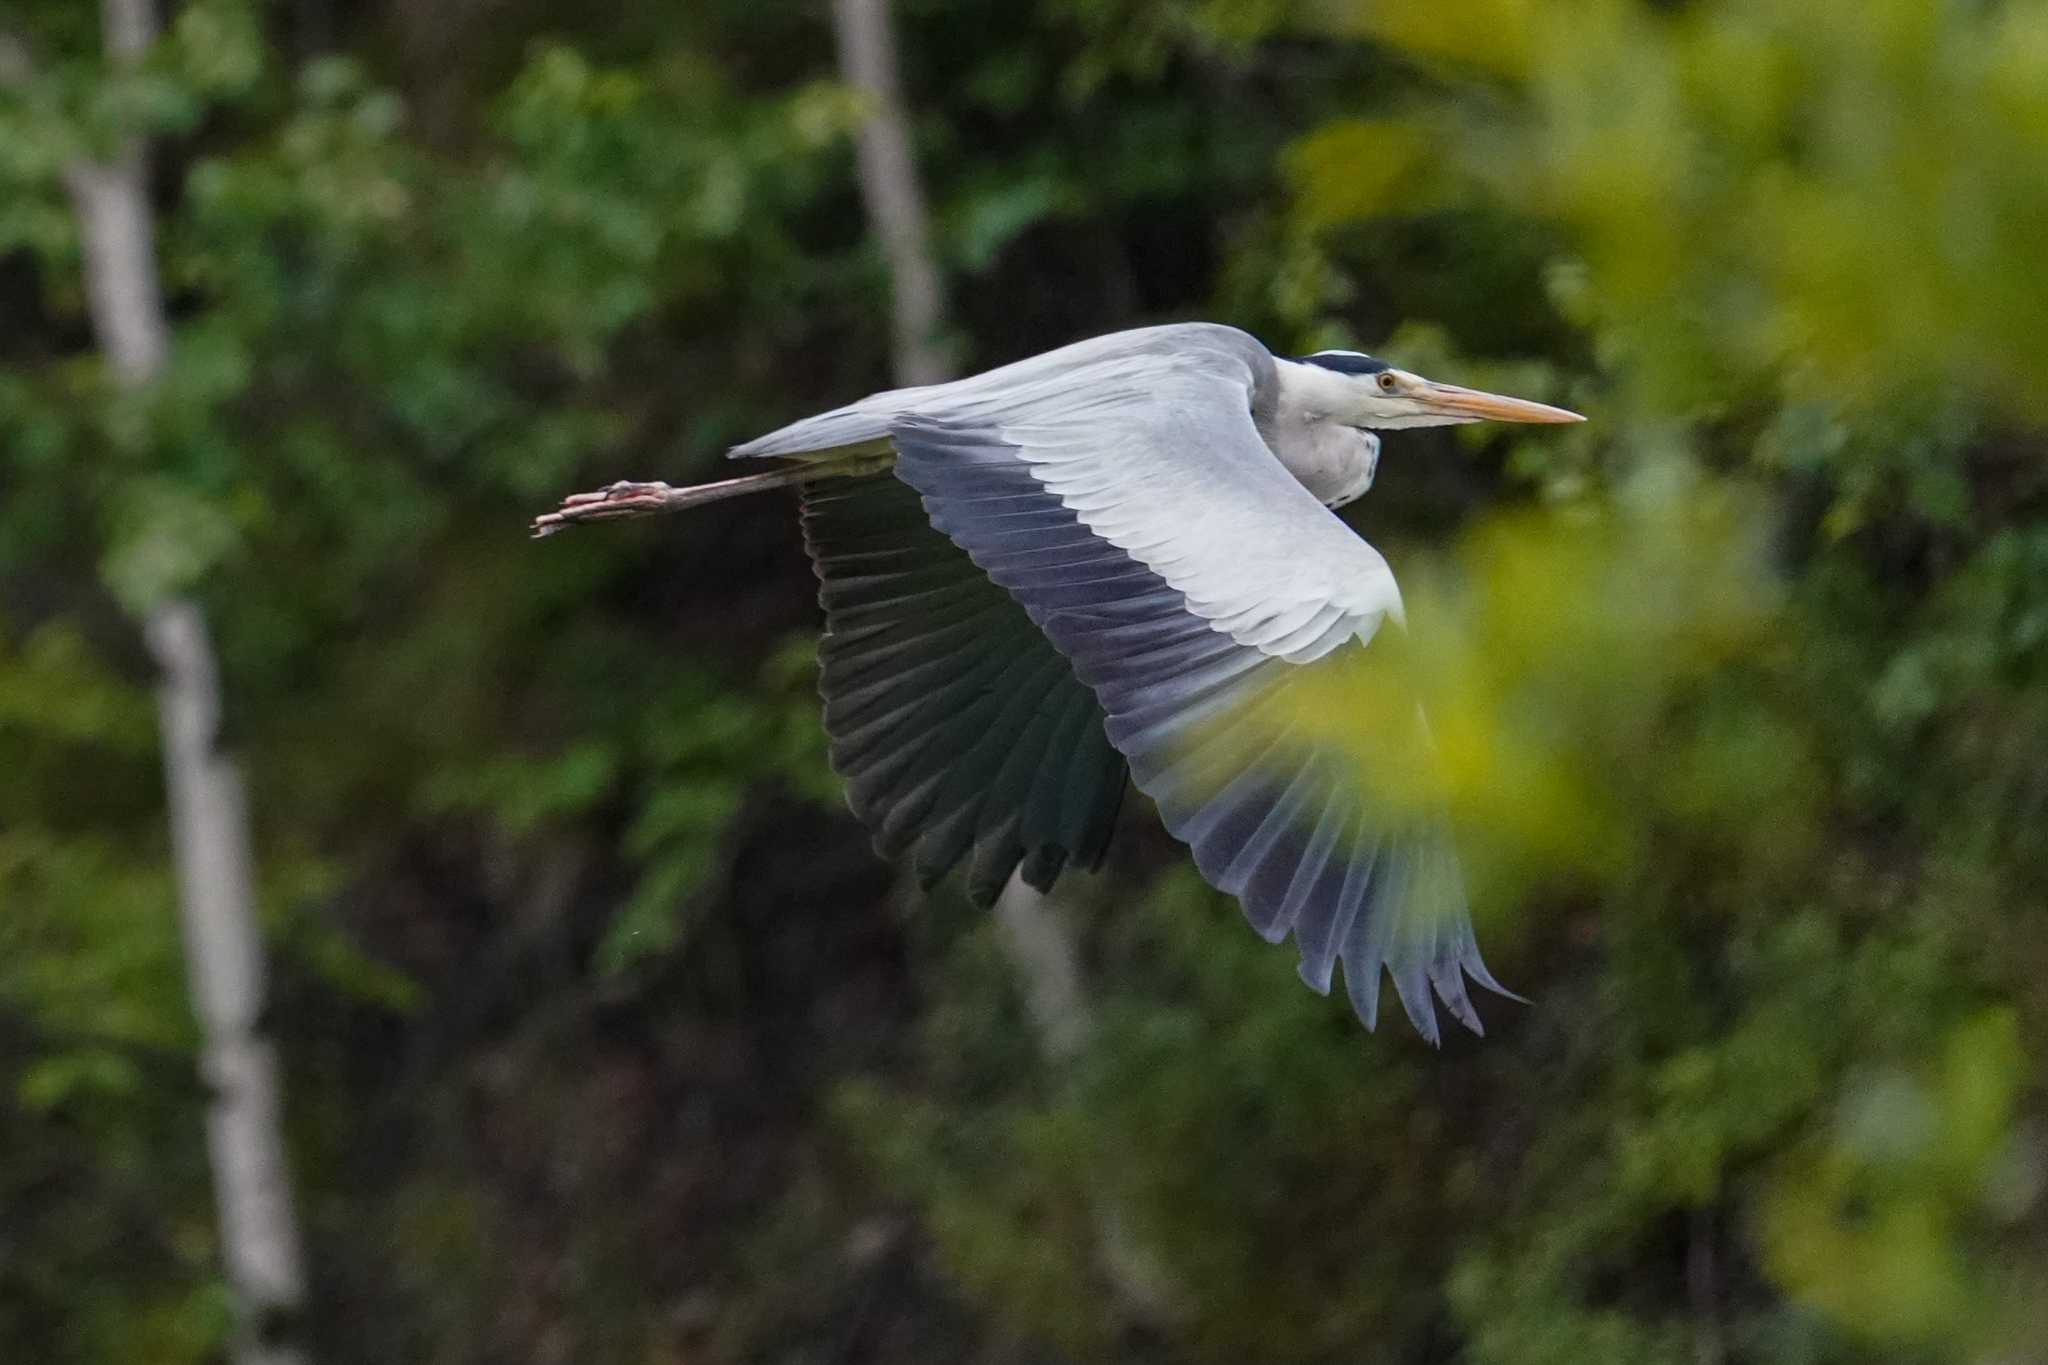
[889, 331, 1507, 1041]
[800, 471, 1127, 906]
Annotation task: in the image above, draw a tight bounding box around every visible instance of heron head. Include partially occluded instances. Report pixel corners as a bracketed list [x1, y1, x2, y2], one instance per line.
[1295, 350, 1584, 430]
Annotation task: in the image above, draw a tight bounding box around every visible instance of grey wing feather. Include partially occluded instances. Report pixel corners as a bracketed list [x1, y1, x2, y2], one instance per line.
[800, 472, 1126, 906]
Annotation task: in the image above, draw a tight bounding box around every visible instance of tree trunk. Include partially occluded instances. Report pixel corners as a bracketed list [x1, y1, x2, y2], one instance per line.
[829, 0, 954, 387]
[66, 3, 312, 1362]
[826, 0, 1182, 1325]
[992, 882, 1185, 1323]
[147, 604, 312, 1365]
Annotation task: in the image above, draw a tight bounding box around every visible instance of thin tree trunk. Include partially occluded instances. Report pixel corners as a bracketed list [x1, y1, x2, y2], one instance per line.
[990, 885, 1093, 1064]
[0, 33, 31, 88]
[65, 3, 312, 1361]
[991, 882, 1185, 1323]
[829, 0, 954, 387]
[826, 0, 1181, 1325]
[147, 604, 311, 1365]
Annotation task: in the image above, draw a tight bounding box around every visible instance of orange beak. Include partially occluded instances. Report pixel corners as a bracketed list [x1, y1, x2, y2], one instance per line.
[1404, 378, 1585, 424]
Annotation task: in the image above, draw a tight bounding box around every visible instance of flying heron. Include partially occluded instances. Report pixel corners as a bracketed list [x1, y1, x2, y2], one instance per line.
[534, 323, 1582, 1041]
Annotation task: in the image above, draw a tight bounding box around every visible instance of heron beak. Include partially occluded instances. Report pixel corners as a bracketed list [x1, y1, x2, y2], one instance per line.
[1406, 378, 1584, 425]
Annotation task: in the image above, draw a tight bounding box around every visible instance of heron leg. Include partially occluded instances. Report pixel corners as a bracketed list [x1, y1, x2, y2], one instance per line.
[531, 470, 804, 537]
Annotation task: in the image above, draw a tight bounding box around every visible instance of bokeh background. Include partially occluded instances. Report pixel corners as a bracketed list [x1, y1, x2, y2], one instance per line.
[8, 0, 2048, 1361]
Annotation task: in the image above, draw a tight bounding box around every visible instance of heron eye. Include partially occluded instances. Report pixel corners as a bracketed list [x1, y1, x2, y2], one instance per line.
[1376, 372, 1399, 392]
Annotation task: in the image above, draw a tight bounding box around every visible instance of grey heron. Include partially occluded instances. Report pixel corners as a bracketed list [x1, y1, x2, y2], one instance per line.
[535, 323, 1582, 1040]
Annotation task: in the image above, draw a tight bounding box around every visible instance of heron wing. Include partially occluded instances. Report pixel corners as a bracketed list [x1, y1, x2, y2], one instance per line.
[801, 472, 1128, 905]
[889, 340, 1506, 1041]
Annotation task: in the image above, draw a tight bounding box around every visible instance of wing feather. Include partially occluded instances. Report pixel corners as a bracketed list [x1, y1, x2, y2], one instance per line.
[800, 474, 1129, 905]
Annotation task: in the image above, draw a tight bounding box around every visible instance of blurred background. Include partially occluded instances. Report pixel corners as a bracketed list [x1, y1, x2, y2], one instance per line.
[8, 0, 2048, 1361]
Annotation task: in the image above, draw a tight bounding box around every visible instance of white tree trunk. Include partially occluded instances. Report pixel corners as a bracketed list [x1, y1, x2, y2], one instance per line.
[65, 153, 169, 381]
[990, 882, 1093, 1064]
[67, 3, 312, 1361]
[826, 0, 1182, 1324]
[992, 881, 1186, 1323]
[829, 0, 954, 387]
[147, 604, 312, 1365]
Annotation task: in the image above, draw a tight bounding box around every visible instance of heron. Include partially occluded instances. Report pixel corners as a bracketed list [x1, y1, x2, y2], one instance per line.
[535, 323, 1582, 1041]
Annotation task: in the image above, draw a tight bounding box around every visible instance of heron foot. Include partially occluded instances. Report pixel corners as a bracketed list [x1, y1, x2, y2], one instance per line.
[530, 480, 678, 538]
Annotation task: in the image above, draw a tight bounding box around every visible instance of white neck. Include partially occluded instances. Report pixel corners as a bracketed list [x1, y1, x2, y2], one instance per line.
[1260, 362, 1384, 507]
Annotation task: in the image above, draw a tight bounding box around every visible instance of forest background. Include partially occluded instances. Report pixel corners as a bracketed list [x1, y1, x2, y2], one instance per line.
[8, 1, 2048, 1362]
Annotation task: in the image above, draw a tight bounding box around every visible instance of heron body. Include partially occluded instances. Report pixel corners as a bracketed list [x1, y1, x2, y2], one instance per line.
[542, 323, 1581, 1040]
